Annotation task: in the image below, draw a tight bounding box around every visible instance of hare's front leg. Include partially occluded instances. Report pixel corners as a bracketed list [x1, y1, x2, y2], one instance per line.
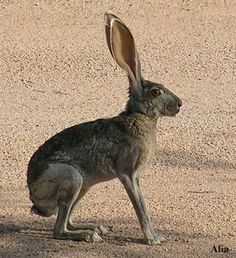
[119, 174, 165, 245]
[136, 178, 166, 244]
[50, 164, 102, 243]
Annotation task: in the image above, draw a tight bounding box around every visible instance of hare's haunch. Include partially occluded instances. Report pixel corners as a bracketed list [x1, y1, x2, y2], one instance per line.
[27, 12, 182, 245]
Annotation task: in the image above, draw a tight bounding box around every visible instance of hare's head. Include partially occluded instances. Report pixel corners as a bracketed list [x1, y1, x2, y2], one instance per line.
[105, 13, 182, 118]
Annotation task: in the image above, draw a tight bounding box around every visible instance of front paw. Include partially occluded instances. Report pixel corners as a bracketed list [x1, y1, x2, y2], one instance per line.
[145, 235, 166, 245]
[154, 234, 166, 242]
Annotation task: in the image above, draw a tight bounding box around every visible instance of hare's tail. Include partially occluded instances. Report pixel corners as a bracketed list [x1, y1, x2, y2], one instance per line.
[30, 205, 55, 217]
[29, 186, 58, 217]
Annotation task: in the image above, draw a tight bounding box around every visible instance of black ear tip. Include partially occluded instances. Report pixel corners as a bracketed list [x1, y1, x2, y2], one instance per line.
[104, 12, 110, 25]
[104, 12, 116, 25]
[104, 12, 124, 27]
[104, 11, 113, 16]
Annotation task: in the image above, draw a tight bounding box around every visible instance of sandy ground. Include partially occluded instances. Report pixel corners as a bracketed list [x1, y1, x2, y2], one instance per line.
[0, 0, 236, 257]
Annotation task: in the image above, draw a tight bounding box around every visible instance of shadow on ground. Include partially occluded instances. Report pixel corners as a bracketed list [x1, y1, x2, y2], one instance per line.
[0, 215, 215, 258]
[156, 150, 236, 171]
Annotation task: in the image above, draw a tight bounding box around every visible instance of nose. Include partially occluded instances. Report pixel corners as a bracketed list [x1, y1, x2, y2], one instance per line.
[177, 98, 182, 108]
[166, 93, 182, 116]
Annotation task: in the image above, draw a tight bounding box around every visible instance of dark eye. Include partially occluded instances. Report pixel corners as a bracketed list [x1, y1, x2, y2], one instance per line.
[151, 89, 161, 97]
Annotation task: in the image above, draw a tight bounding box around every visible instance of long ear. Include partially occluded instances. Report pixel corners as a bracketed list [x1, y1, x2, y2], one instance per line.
[104, 12, 142, 97]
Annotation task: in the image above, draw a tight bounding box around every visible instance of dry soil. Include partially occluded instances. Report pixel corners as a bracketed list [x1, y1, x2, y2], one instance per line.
[0, 1, 236, 257]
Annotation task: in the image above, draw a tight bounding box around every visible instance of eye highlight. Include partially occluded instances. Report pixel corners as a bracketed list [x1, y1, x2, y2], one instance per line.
[151, 88, 161, 97]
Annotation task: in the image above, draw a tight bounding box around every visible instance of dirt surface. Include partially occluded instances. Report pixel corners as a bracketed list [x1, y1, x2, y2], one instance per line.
[0, 0, 236, 257]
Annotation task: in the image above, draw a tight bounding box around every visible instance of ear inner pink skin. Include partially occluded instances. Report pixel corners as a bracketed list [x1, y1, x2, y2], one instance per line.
[105, 13, 142, 96]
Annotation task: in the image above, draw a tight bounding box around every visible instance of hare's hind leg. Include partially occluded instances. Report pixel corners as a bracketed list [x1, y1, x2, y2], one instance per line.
[67, 193, 108, 235]
[49, 164, 102, 243]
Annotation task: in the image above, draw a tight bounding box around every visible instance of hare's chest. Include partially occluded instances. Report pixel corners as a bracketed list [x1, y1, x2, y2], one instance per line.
[137, 133, 156, 170]
[134, 147, 155, 178]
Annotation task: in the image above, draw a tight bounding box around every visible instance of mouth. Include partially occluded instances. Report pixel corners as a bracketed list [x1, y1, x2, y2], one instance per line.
[166, 108, 180, 117]
[163, 102, 181, 117]
[168, 113, 177, 117]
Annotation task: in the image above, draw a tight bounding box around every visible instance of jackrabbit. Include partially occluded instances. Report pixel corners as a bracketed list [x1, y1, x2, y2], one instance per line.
[27, 12, 182, 245]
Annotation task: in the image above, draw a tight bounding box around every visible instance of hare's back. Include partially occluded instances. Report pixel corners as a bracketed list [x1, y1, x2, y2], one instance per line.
[27, 117, 135, 185]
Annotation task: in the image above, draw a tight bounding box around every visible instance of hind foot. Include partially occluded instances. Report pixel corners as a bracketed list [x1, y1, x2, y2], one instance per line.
[68, 222, 108, 235]
[53, 229, 103, 243]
